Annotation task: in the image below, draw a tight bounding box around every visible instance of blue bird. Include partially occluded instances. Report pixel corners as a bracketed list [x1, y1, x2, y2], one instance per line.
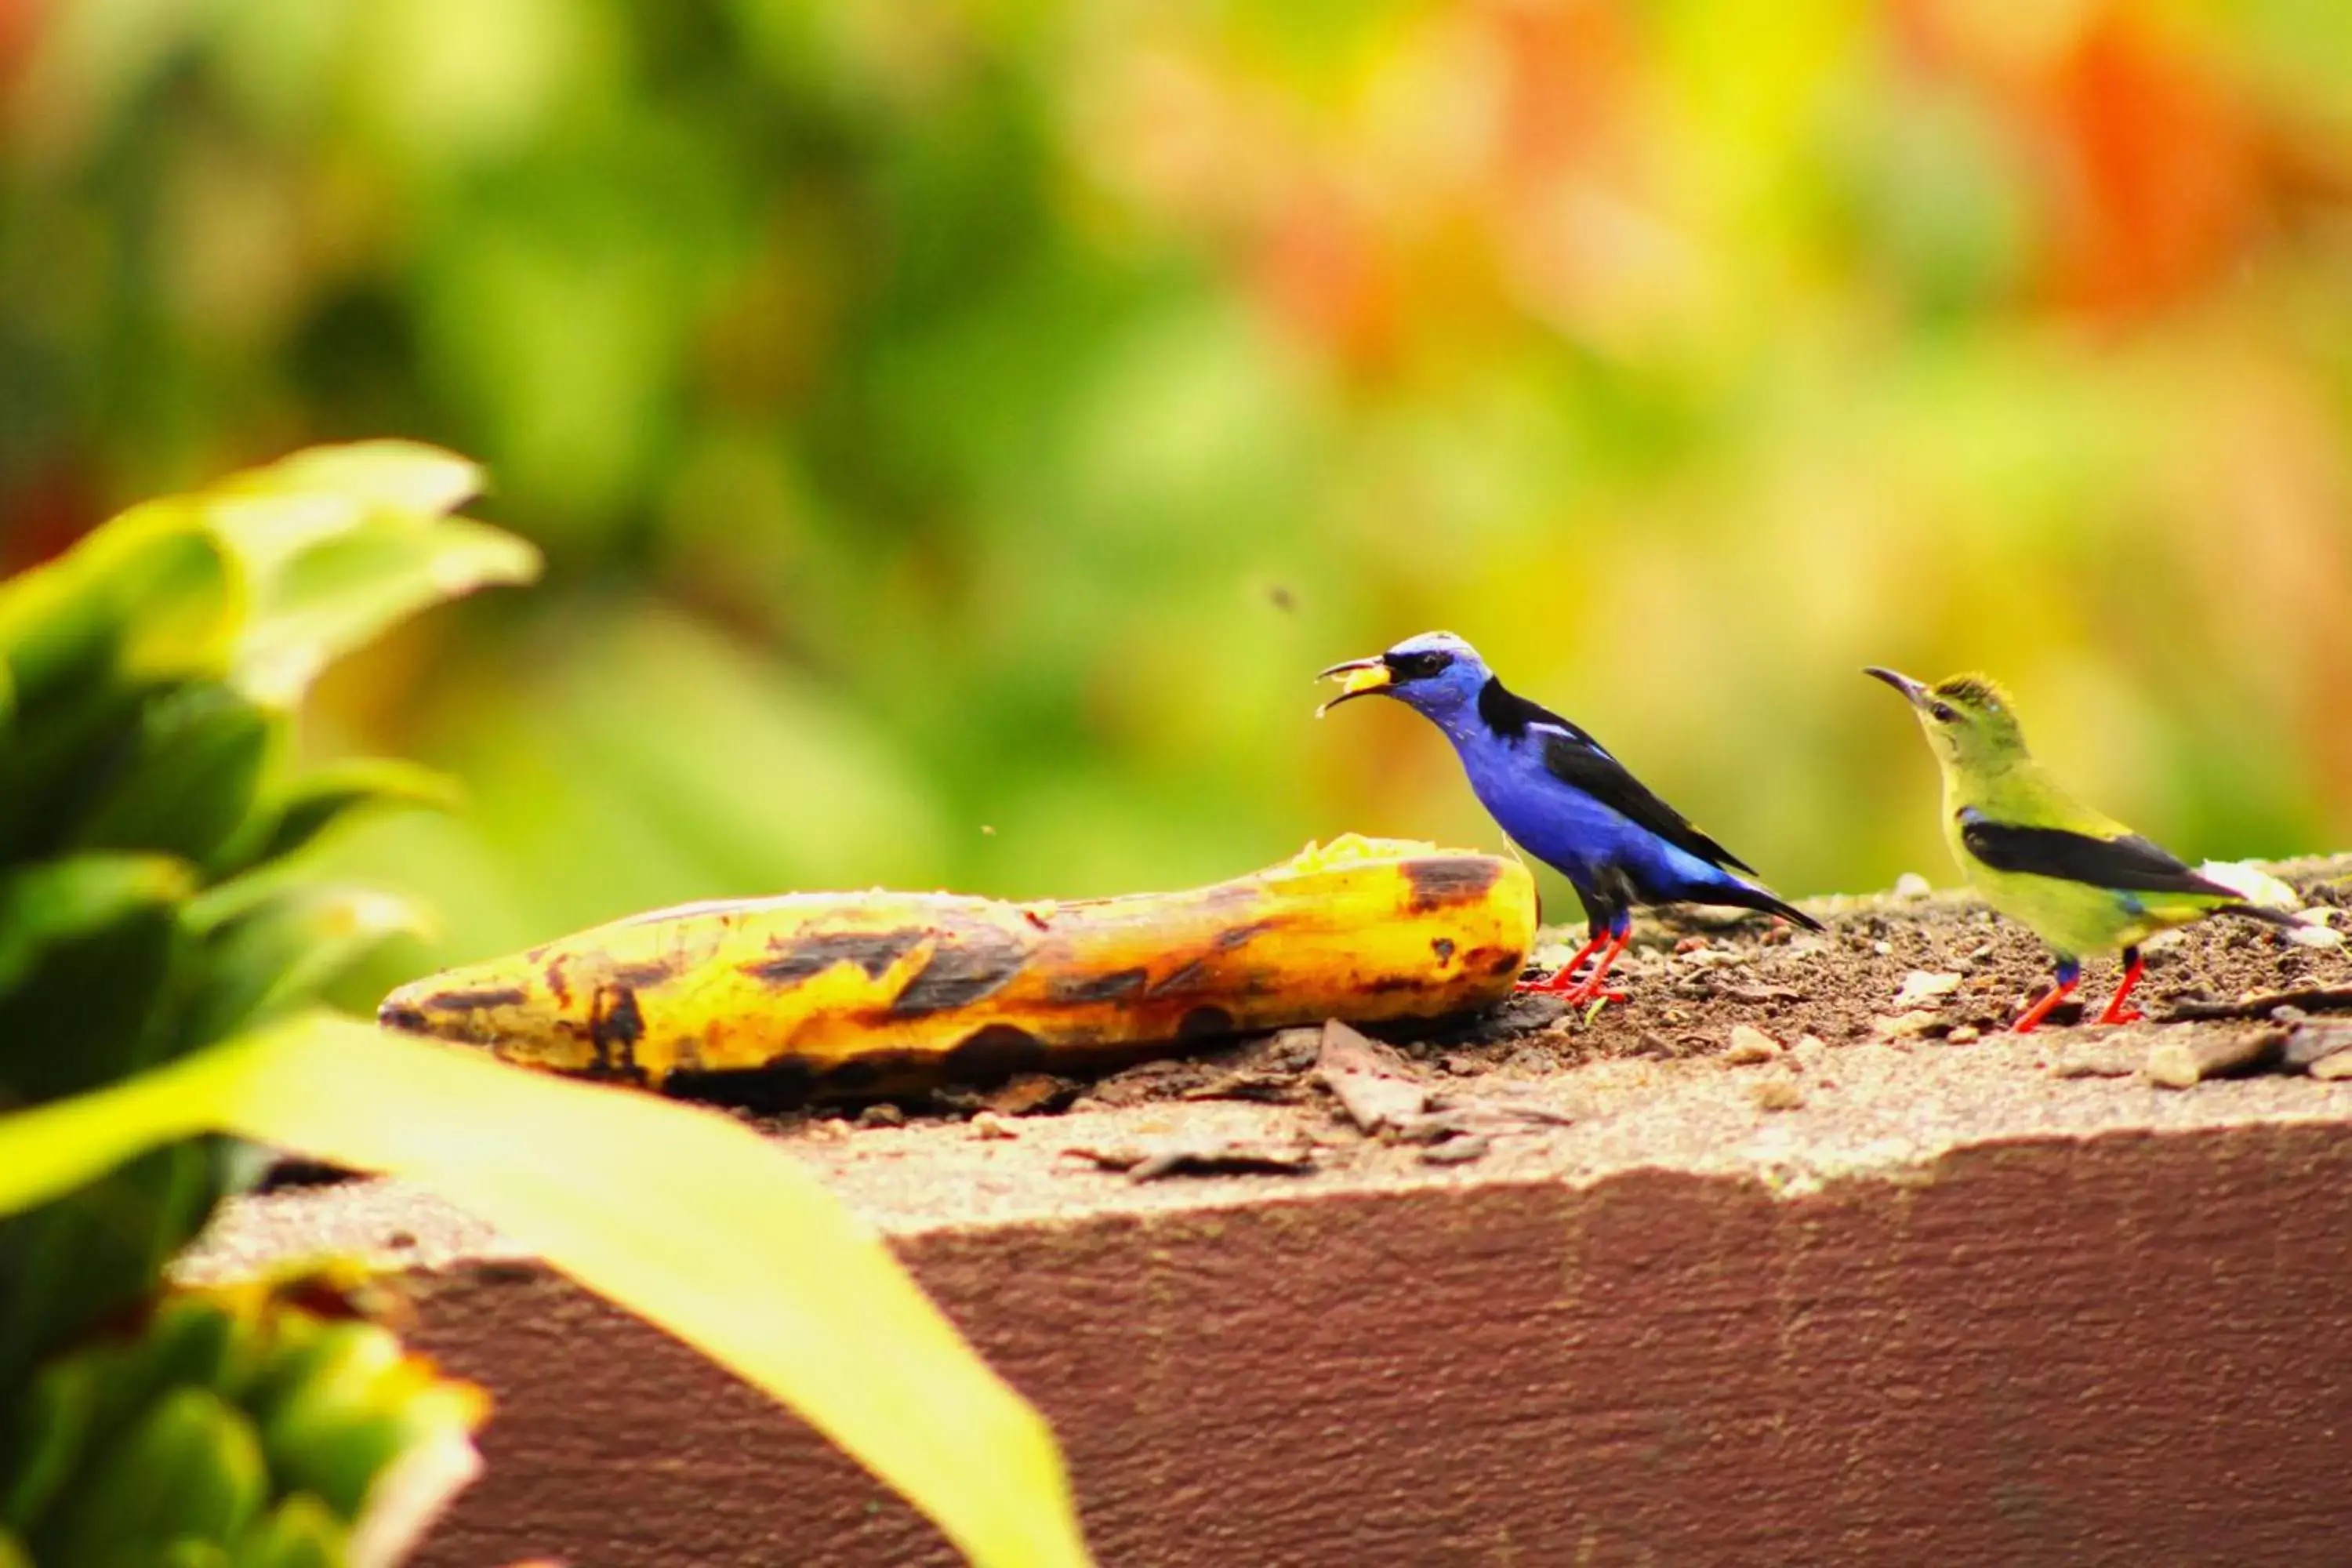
[1318, 630, 1821, 1004]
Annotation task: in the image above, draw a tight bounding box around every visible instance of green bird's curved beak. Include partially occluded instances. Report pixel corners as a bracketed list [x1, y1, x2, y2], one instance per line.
[1863, 666, 1928, 707]
[1315, 656, 1392, 717]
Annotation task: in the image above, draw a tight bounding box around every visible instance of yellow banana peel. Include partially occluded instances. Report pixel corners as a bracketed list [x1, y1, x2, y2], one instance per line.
[378, 834, 1537, 1097]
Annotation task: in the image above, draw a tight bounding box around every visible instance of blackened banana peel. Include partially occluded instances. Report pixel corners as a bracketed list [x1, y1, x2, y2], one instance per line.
[379, 835, 1537, 1100]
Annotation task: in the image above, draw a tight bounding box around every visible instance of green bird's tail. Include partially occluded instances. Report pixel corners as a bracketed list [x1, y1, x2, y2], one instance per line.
[2210, 899, 2303, 930]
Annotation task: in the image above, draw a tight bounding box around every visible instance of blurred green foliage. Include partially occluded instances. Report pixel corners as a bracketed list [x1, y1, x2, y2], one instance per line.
[0, 445, 1090, 1567]
[0, 443, 525, 1565]
[5, 0, 2351, 984]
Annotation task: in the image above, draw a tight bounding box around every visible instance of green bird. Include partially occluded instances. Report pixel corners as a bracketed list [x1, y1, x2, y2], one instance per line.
[1864, 667, 2300, 1031]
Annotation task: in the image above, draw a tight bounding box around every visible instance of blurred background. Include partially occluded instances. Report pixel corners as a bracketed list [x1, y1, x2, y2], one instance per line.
[5, 0, 2350, 989]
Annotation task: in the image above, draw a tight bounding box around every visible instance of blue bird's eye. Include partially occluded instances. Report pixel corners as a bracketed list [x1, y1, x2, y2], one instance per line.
[1388, 651, 1452, 681]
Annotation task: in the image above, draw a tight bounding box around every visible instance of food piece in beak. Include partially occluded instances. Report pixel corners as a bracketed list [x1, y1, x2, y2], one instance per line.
[1315, 658, 1392, 717]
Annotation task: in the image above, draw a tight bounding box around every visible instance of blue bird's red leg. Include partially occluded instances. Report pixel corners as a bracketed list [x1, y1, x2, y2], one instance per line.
[2013, 957, 2082, 1033]
[1517, 926, 1608, 993]
[2096, 946, 2145, 1025]
[1562, 912, 1632, 1006]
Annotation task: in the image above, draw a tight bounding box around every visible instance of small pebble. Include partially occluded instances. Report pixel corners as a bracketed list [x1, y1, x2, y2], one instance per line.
[1893, 872, 1933, 898]
[1754, 1078, 1805, 1112]
[2147, 1026, 2287, 1089]
[2048, 1045, 2137, 1080]
[857, 1103, 906, 1130]
[1893, 970, 1962, 1009]
[969, 1110, 1018, 1140]
[2312, 1051, 2352, 1082]
[1871, 1010, 1947, 1040]
[982, 1073, 1069, 1116]
[1419, 1136, 1492, 1167]
[1945, 1025, 1982, 1045]
[1722, 1024, 1782, 1065]
[1872, 941, 1893, 956]
[806, 1117, 854, 1142]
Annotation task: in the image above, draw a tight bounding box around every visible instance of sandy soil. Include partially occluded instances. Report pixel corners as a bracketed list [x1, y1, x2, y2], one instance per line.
[186, 855, 2352, 1280]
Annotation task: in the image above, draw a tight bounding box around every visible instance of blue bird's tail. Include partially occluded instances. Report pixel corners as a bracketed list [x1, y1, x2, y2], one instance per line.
[1690, 876, 1824, 932]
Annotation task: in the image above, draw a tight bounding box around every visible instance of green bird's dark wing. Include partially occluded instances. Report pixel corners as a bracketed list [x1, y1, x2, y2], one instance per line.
[1958, 813, 2236, 898]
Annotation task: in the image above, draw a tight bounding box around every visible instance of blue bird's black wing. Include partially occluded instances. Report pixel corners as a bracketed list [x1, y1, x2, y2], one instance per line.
[1537, 728, 1757, 875]
[1958, 814, 2235, 897]
[1475, 675, 1759, 875]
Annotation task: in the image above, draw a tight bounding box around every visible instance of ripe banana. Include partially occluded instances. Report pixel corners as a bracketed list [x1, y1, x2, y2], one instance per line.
[379, 834, 1539, 1098]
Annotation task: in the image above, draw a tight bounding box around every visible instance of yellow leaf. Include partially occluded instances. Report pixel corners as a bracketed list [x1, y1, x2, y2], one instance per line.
[223, 441, 485, 520]
[206, 441, 488, 582]
[0, 1018, 1092, 1568]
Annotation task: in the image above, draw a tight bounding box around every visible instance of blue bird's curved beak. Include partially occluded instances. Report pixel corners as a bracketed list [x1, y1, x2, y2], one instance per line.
[1315, 656, 1392, 717]
[1863, 666, 1927, 708]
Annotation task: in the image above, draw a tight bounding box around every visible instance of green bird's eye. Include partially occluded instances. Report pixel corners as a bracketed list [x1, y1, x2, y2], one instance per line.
[1929, 701, 1959, 723]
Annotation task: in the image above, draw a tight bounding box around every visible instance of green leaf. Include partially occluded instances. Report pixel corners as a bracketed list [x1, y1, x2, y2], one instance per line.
[227, 441, 482, 516]
[0, 853, 191, 1004]
[0, 510, 241, 695]
[67, 682, 274, 866]
[7, 1303, 267, 1548]
[205, 442, 486, 583]
[7, 1285, 478, 1561]
[0, 1018, 1094, 1568]
[2, 1358, 93, 1529]
[0, 1141, 229, 1404]
[231, 1495, 344, 1568]
[40, 1386, 266, 1563]
[176, 885, 434, 1051]
[85, 1296, 256, 1441]
[0, 517, 245, 861]
[0, 855, 217, 1393]
[248, 1317, 478, 1528]
[232, 518, 540, 705]
[209, 758, 463, 879]
[191, 441, 537, 707]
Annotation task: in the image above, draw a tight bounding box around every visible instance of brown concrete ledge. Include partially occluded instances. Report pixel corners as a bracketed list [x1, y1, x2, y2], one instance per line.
[183, 866, 2352, 1566]
[186, 1046, 2352, 1567]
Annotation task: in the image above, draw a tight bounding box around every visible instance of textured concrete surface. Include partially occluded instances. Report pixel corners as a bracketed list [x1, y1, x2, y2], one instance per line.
[191, 1067, 2352, 1566]
[184, 859, 2352, 1565]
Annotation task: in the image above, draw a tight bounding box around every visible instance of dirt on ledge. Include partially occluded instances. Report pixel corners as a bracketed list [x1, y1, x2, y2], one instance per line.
[187, 855, 2352, 1279]
[665, 850, 2352, 1153]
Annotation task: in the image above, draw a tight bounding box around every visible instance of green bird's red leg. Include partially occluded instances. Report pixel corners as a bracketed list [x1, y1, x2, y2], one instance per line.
[2012, 956, 2082, 1033]
[2096, 946, 2145, 1025]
